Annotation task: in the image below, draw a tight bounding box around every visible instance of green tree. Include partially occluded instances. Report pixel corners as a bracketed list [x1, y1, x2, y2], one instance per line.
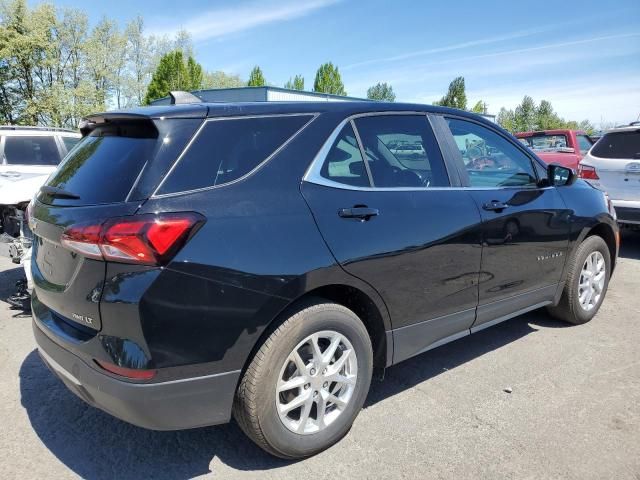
[313, 62, 346, 95]
[202, 70, 245, 89]
[284, 74, 304, 91]
[186, 56, 203, 90]
[497, 107, 516, 132]
[247, 65, 266, 87]
[513, 95, 537, 132]
[366, 82, 395, 102]
[435, 76, 467, 109]
[143, 50, 203, 104]
[471, 100, 487, 114]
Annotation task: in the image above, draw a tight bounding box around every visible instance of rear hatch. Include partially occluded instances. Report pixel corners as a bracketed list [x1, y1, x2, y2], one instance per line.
[30, 110, 205, 332]
[585, 130, 640, 201]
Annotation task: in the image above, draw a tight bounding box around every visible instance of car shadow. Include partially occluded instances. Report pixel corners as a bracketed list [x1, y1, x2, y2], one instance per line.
[19, 309, 561, 478]
[619, 229, 640, 260]
[0, 264, 30, 316]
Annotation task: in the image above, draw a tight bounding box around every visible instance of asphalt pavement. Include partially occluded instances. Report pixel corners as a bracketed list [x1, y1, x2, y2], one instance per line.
[1, 231, 639, 479]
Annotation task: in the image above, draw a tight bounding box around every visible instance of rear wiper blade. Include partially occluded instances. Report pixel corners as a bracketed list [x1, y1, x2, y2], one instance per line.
[40, 185, 80, 199]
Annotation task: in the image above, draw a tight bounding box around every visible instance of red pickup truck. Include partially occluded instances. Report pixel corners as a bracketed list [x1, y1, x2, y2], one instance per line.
[515, 129, 594, 170]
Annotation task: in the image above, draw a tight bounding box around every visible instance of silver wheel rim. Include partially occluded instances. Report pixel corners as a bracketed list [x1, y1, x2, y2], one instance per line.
[276, 330, 358, 435]
[578, 251, 606, 311]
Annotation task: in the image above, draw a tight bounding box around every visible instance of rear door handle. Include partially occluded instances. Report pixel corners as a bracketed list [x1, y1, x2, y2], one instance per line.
[482, 200, 508, 212]
[338, 207, 379, 220]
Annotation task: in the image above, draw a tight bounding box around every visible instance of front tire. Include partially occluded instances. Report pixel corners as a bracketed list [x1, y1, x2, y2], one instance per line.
[233, 300, 373, 459]
[547, 235, 611, 325]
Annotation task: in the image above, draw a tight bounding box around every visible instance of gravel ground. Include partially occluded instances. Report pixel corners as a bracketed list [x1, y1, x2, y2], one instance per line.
[1, 231, 639, 480]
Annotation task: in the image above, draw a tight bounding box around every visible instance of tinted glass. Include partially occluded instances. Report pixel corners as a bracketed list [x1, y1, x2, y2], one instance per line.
[158, 115, 312, 194]
[4, 136, 60, 165]
[591, 131, 640, 159]
[576, 135, 593, 155]
[44, 121, 158, 205]
[353, 115, 449, 188]
[448, 118, 537, 187]
[521, 134, 569, 151]
[320, 123, 369, 187]
[62, 136, 81, 153]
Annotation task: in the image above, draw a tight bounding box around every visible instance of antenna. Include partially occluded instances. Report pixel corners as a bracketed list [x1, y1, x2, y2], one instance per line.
[169, 91, 202, 105]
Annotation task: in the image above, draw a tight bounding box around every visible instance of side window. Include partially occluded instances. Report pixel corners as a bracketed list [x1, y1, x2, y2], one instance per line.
[62, 136, 81, 154]
[447, 118, 538, 188]
[4, 136, 61, 165]
[576, 135, 593, 155]
[353, 115, 449, 188]
[320, 123, 370, 187]
[157, 115, 312, 194]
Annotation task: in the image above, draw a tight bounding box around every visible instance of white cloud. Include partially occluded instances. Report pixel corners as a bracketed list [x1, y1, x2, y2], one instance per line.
[148, 0, 340, 41]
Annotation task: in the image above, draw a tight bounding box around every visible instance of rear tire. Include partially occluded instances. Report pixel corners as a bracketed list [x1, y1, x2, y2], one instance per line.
[547, 235, 611, 325]
[233, 300, 373, 459]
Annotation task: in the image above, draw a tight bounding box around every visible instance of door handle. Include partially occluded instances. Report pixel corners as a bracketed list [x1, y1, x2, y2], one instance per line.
[338, 207, 379, 220]
[482, 200, 509, 212]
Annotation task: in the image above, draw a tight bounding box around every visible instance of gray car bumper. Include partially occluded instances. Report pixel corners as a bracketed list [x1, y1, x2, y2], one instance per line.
[33, 320, 240, 431]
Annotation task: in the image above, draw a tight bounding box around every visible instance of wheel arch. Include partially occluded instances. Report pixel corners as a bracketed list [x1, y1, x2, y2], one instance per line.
[580, 221, 618, 272]
[239, 282, 392, 386]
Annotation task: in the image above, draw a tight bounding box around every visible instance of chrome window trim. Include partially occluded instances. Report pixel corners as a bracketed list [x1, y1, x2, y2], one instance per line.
[150, 113, 319, 199]
[303, 111, 455, 192]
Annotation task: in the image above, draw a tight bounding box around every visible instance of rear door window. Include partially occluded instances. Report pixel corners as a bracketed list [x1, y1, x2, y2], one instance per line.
[591, 131, 640, 159]
[156, 114, 313, 195]
[3, 136, 61, 165]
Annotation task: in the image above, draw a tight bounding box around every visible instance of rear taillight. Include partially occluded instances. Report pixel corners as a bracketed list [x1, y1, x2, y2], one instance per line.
[578, 164, 599, 179]
[61, 212, 204, 265]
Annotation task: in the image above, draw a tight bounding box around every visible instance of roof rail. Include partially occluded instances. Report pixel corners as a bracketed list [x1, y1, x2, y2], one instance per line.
[0, 125, 77, 133]
[169, 91, 202, 105]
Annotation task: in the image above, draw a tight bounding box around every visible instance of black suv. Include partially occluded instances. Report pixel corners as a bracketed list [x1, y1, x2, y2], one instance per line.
[30, 100, 618, 459]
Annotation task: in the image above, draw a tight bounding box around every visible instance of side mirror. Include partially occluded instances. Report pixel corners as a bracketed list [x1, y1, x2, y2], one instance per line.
[548, 163, 576, 186]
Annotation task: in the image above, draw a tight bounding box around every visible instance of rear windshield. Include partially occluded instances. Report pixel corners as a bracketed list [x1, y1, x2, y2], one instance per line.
[519, 134, 569, 151]
[156, 114, 313, 195]
[3, 135, 61, 165]
[61, 136, 81, 153]
[43, 121, 158, 205]
[591, 131, 640, 159]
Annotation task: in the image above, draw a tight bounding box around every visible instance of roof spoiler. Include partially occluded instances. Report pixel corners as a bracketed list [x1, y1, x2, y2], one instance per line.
[169, 91, 202, 105]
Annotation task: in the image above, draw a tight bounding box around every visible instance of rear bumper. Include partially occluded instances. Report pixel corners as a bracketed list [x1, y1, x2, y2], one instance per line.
[612, 200, 640, 225]
[33, 319, 240, 431]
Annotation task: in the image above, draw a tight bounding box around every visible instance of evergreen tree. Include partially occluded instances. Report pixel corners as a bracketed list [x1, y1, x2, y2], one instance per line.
[247, 66, 266, 87]
[313, 62, 346, 95]
[366, 82, 395, 102]
[284, 74, 304, 91]
[435, 77, 467, 109]
[144, 50, 203, 104]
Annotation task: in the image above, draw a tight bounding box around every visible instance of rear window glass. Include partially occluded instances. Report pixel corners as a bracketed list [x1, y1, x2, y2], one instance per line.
[591, 131, 640, 159]
[156, 115, 312, 195]
[520, 134, 569, 151]
[3, 136, 60, 165]
[43, 122, 158, 205]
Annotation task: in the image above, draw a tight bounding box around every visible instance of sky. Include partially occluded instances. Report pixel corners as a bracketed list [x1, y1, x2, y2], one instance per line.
[36, 0, 640, 126]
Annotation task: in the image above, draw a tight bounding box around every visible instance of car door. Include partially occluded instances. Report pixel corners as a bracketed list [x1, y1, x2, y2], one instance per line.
[440, 116, 571, 331]
[302, 113, 483, 363]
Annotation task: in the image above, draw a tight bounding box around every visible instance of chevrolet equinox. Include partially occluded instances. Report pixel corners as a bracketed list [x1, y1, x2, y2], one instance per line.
[30, 99, 619, 459]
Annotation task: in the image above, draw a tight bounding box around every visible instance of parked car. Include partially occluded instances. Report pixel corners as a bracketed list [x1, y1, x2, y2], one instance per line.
[1, 126, 81, 306]
[1, 126, 80, 237]
[515, 129, 593, 170]
[30, 99, 618, 459]
[579, 124, 640, 228]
